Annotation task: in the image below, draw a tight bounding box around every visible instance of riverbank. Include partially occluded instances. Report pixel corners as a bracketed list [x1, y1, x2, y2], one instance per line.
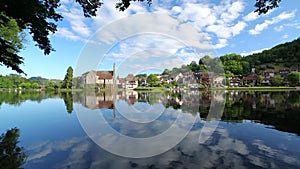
[213, 86, 298, 91]
[1, 86, 298, 93]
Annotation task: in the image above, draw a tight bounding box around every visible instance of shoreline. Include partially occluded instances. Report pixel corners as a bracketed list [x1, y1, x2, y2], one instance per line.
[0, 86, 298, 92]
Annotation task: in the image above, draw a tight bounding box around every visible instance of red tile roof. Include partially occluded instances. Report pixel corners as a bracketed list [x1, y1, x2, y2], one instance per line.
[243, 74, 258, 81]
[96, 71, 114, 79]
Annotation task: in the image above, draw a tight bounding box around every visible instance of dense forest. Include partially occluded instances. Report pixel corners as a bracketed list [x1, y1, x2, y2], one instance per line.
[245, 37, 300, 71]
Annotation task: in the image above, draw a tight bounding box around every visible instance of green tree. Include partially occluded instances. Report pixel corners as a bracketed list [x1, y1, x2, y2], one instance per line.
[288, 72, 300, 86]
[47, 81, 60, 90]
[31, 82, 39, 89]
[162, 69, 170, 75]
[62, 66, 73, 89]
[272, 75, 284, 86]
[0, 74, 27, 88]
[220, 54, 243, 76]
[241, 61, 251, 75]
[188, 61, 200, 72]
[255, 0, 282, 14]
[19, 82, 31, 89]
[147, 74, 160, 87]
[135, 74, 147, 78]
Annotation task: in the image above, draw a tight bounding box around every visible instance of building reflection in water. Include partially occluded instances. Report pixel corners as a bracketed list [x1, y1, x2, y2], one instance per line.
[74, 90, 296, 124]
[75, 90, 229, 119]
[78, 90, 141, 118]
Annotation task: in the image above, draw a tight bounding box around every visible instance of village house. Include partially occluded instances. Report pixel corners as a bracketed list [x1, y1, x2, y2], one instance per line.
[116, 74, 138, 89]
[117, 77, 126, 88]
[228, 76, 241, 87]
[213, 76, 225, 87]
[197, 72, 215, 84]
[125, 74, 138, 89]
[260, 71, 275, 85]
[242, 74, 259, 86]
[242, 68, 259, 86]
[81, 64, 116, 88]
[139, 76, 148, 87]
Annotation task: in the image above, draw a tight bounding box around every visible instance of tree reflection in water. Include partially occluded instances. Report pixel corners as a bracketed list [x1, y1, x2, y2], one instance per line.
[61, 92, 74, 114]
[0, 128, 27, 169]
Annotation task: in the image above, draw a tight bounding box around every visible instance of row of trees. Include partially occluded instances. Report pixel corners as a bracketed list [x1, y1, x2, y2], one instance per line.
[0, 66, 74, 89]
[161, 54, 250, 77]
[161, 52, 299, 87]
[0, 74, 39, 89]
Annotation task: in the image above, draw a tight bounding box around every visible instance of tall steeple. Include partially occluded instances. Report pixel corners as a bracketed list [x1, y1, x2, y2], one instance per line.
[113, 63, 116, 75]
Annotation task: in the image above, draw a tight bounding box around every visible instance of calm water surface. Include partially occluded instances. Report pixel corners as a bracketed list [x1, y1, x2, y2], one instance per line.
[0, 90, 299, 169]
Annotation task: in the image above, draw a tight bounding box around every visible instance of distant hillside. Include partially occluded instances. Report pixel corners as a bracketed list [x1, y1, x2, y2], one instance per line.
[29, 76, 61, 85]
[245, 38, 300, 72]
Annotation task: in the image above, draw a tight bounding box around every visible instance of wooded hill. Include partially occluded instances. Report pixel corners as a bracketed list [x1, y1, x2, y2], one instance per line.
[244, 37, 300, 72]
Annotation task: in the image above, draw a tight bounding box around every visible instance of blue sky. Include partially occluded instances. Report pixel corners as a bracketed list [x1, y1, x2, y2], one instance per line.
[1, 0, 300, 79]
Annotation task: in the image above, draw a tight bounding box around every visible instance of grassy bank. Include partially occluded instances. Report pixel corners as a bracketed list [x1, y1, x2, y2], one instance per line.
[134, 87, 165, 92]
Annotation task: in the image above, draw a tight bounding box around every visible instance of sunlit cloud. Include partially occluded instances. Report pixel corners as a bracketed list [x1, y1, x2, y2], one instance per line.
[249, 11, 296, 35]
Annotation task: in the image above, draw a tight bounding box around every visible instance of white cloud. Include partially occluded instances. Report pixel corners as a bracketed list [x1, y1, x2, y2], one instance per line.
[220, 1, 245, 23]
[274, 25, 284, 32]
[54, 27, 83, 41]
[215, 39, 228, 49]
[232, 21, 248, 36]
[62, 8, 91, 37]
[241, 47, 270, 56]
[243, 11, 259, 22]
[171, 6, 182, 14]
[249, 11, 296, 35]
[177, 3, 216, 27]
[206, 21, 247, 39]
[57, 0, 252, 50]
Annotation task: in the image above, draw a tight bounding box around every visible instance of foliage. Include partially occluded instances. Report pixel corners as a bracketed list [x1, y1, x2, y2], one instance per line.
[271, 75, 284, 86]
[29, 76, 51, 85]
[0, 73, 63, 89]
[135, 74, 147, 78]
[162, 69, 170, 75]
[0, 13, 26, 74]
[62, 66, 73, 89]
[220, 53, 250, 76]
[187, 61, 200, 72]
[245, 38, 300, 69]
[147, 74, 160, 87]
[0, 17, 25, 51]
[116, 0, 152, 11]
[288, 72, 300, 86]
[255, 0, 282, 14]
[0, 74, 27, 88]
[0, 128, 27, 168]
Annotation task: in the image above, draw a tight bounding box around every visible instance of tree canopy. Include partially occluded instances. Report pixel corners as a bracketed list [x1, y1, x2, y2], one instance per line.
[62, 66, 73, 89]
[255, 0, 282, 14]
[147, 74, 160, 87]
[245, 37, 300, 68]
